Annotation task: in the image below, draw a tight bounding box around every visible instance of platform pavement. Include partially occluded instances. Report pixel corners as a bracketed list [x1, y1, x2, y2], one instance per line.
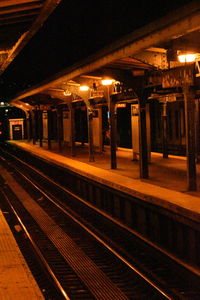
[7, 140, 200, 223]
[0, 210, 44, 299]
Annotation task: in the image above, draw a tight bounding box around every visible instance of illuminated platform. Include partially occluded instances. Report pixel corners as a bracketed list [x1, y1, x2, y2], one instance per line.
[9, 140, 200, 223]
[0, 210, 44, 299]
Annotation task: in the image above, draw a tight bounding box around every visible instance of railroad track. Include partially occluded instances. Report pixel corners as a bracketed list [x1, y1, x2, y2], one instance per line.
[0, 143, 200, 299]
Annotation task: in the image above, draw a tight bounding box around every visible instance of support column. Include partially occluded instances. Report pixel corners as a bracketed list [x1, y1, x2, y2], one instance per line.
[183, 85, 197, 191]
[31, 110, 36, 145]
[195, 99, 200, 163]
[69, 104, 76, 156]
[47, 110, 52, 150]
[57, 108, 63, 152]
[99, 107, 103, 153]
[110, 96, 117, 169]
[87, 108, 95, 162]
[162, 102, 168, 159]
[38, 110, 43, 147]
[26, 112, 31, 142]
[138, 91, 149, 178]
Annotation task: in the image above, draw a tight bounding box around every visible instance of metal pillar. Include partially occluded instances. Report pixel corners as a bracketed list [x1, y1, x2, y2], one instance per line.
[87, 108, 95, 162]
[99, 107, 103, 153]
[31, 110, 36, 145]
[195, 99, 200, 163]
[57, 108, 63, 152]
[47, 110, 52, 150]
[26, 112, 31, 142]
[183, 85, 197, 191]
[38, 110, 43, 147]
[162, 102, 168, 159]
[109, 96, 117, 169]
[69, 104, 76, 156]
[138, 91, 149, 178]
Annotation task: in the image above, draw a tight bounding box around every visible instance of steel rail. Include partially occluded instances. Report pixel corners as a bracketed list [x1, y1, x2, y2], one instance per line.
[3, 145, 200, 278]
[0, 149, 173, 299]
[1, 186, 70, 300]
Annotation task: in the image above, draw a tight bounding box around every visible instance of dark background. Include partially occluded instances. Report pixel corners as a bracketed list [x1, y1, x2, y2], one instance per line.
[0, 0, 191, 100]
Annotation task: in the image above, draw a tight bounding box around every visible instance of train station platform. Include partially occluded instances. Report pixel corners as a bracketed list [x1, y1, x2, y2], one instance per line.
[8, 140, 200, 223]
[0, 209, 44, 299]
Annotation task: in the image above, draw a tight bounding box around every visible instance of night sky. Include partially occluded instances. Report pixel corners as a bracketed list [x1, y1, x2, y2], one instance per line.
[0, 0, 191, 100]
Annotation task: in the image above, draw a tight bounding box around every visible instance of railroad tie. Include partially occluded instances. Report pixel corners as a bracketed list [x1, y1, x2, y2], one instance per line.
[1, 166, 129, 300]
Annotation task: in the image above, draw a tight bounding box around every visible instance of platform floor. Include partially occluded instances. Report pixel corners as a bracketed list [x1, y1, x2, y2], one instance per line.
[8, 140, 200, 223]
[0, 210, 44, 300]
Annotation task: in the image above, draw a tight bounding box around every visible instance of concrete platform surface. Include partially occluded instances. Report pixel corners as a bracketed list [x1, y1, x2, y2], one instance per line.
[0, 210, 44, 300]
[8, 141, 200, 223]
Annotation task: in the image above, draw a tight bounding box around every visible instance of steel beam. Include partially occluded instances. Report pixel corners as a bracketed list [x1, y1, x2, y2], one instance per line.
[11, 2, 200, 102]
[183, 85, 197, 191]
[69, 104, 76, 157]
[109, 95, 117, 169]
[56, 107, 63, 152]
[87, 108, 95, 162]
[162, 103, 168, 159]
[31, 110, 36, 145]
[138, 91, 149, 179]
[38, 109, 43, 147]
[47, 110, 52, 150]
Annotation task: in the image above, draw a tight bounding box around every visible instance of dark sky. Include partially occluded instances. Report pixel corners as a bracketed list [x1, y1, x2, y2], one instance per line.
[0, 0, 191, 100]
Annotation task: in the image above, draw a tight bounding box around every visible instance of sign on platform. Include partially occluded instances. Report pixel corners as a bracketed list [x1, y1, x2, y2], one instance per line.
[162, 64, 194, 88]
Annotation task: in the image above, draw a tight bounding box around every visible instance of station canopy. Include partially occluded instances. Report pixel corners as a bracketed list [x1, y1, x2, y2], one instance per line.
[1, 0, 200, 110]
[0, 0, 61, 74]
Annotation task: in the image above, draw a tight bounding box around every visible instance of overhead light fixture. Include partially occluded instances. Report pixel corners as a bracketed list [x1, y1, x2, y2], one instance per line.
[101, 79, 114, 86]
[178, 53, 197, 63]
[80, 85, 89, 91]
[63, 90, 71, 96]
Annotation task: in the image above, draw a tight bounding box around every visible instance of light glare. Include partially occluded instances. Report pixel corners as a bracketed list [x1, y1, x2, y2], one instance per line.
[101, 79, 114, 86]
[178, 54, 196, 63]
[80, 85, 89, 91]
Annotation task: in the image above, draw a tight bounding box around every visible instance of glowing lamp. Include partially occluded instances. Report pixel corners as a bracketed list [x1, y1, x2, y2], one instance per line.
[80, 85, 89, 91]
[63, 90, 71, 96]
[178, 53, 196, 63]
[101, 79, 114, 86]
[116, 103, 126, 108]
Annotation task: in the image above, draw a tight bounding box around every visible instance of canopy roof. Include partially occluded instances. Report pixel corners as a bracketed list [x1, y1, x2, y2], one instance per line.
[0, 0, 60, 74]
[8, 0, 200, 110]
